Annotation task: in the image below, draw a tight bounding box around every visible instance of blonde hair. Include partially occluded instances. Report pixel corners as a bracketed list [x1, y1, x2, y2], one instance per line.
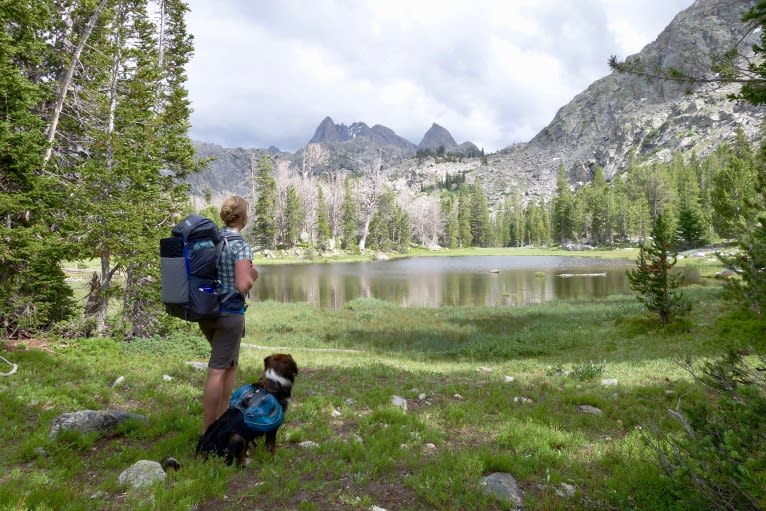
[220, 195, 248, 228]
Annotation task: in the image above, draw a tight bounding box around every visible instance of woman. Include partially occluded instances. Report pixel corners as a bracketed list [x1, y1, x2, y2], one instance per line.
[198, 195, 259, 432]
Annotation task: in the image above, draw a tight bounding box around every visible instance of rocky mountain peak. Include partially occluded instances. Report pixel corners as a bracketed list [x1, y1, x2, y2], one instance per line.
[309, 116, 351, 144]
[418, 123, 458, 151]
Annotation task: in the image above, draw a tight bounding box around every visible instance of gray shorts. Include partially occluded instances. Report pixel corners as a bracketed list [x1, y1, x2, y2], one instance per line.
[198, 313, 246, 369]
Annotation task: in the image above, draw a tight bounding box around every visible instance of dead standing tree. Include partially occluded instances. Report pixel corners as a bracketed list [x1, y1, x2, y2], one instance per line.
[357, 153, 384, 253]
[42, 0, 110, 168]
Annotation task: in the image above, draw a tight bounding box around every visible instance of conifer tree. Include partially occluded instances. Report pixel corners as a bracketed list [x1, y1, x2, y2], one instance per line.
[0, 1, 75, 336]
[719, 123, 766, 314]
[470, 184, 491, 247]
[442, 196, 460, 249]
[284, 184, 304, 248]
[587, 167, 610, 245]
[316, 186, 331, 249]
[49, 0, 196, 336]
[457, 189, 472, 247]
[552, 165, 576, 245]
[710, 131, 760, 238]
[253, 155, 277, 249]
[627, 214, 690, 323]
[341, 176, 358, 251]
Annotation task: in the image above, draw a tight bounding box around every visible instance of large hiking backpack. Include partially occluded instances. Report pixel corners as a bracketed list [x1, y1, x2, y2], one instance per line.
[160, 214, 242, 321]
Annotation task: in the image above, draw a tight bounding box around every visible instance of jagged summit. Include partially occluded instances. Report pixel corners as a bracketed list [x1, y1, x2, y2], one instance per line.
[309, 116, 351, 144]
[307, 117, 415, 152]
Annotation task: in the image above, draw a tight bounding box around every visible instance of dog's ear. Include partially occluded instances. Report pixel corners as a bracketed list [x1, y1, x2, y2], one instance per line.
[263, 355, 273, 369]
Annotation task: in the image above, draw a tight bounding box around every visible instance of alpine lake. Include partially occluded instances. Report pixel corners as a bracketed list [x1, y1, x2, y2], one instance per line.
[251, 254, 706, 308]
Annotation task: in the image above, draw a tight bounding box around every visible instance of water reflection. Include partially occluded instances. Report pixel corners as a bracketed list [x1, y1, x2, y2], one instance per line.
[252, 255, 661, 308]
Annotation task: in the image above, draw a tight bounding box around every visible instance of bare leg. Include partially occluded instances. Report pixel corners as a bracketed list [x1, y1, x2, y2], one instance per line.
[219, 365, 237, 418]
[203, 367, 225, 431]
[202, 365, 239, 431]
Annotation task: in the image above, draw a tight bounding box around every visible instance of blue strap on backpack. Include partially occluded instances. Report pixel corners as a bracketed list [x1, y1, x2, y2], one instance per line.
[229, 384, 284, 433]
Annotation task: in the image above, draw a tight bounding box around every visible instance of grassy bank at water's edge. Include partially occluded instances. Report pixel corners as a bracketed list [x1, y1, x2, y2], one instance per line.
[2, 285, 763, 510]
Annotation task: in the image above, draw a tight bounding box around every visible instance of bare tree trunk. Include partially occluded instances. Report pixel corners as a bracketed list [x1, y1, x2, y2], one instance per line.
[42, 0, 109, 168]
[157, 0, 165, 69]
[89, 7, 123, 335]
[358, 156, 383, 253]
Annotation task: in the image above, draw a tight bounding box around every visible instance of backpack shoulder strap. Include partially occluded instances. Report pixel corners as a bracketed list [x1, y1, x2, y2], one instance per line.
[217, 231, 244, 258]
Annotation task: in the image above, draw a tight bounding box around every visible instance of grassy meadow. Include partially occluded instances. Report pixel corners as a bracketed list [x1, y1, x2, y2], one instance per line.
[2, 252, 763, 510]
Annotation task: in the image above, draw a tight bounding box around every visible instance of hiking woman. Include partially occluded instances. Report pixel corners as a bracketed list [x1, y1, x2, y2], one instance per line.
[199, 195, 259, 431]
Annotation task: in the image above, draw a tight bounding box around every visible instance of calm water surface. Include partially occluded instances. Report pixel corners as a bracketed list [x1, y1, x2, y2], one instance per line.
[252, 255, 663, 308]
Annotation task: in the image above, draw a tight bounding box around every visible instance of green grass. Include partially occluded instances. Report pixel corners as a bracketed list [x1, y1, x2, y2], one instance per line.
[1, 285, 762, 510]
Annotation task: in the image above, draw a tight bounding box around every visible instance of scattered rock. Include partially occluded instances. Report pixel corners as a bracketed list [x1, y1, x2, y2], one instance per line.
[418, 393, 427, 401]
[513, 396, 534, 404]
[477, 367, 493, 372]
[422, 443, 438, 455]
[162, 374, 173, 382]
[453, 393, 464, 400]
[480, 472, 524, 509]
[577, 405, 603, 415]
[111, 376, 125, 388]
[370, 506, 387, 511]
[391, 395, 408, 411]
[331, 408, 342, 418]
[715, 268, 737, 280]
[299, 441, 319, 449]
[375, 253, 389, 261]
[601, 378, 618, 386]
[186, 361, 207, 371]
[118, 460, 166, 489]
[555, 482, 576, 498]
[504, 376, 515, 383]
[34, 447, 49, 458]
[50, 410, 147, 440]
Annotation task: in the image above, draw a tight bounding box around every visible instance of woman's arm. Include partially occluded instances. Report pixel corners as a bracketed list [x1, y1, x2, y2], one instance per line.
[234, 259, 255, 294]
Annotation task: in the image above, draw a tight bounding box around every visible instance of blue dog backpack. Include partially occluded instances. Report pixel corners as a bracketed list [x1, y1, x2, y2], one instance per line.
[229, 384, 284, 433]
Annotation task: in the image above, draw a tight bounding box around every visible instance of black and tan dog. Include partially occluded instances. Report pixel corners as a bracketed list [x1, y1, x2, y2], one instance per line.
[196, 353, 298, 466]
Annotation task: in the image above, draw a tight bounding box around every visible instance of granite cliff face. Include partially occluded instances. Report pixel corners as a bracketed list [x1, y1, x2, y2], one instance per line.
[387, 0, 762, 208]
[527, 0, 760, 180]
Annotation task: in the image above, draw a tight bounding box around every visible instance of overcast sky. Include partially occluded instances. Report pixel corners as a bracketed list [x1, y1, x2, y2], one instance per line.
[184, 0, 693, 153]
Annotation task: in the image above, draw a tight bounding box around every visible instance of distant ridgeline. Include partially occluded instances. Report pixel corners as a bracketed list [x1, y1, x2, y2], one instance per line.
[190, 0, 761, 212]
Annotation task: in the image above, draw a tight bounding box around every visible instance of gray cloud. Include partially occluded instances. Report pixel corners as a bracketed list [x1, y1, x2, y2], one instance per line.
[185, 0, 694, 153]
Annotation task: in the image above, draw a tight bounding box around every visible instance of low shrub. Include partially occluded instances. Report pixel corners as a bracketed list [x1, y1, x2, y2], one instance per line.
[650, 350, 766, 511]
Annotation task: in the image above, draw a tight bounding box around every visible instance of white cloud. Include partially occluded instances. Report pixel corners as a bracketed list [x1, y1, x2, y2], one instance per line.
[185, 0, 694, 153]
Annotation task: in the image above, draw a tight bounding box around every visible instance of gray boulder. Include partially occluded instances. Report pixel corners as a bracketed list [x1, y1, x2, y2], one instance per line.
[118, 460, 166, 489]
[480, 472, 523, 509]
[49, 409, 147, 440]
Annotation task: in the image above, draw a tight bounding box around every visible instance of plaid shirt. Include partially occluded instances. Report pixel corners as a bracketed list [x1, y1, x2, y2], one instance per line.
[218, 227, 252, 295]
